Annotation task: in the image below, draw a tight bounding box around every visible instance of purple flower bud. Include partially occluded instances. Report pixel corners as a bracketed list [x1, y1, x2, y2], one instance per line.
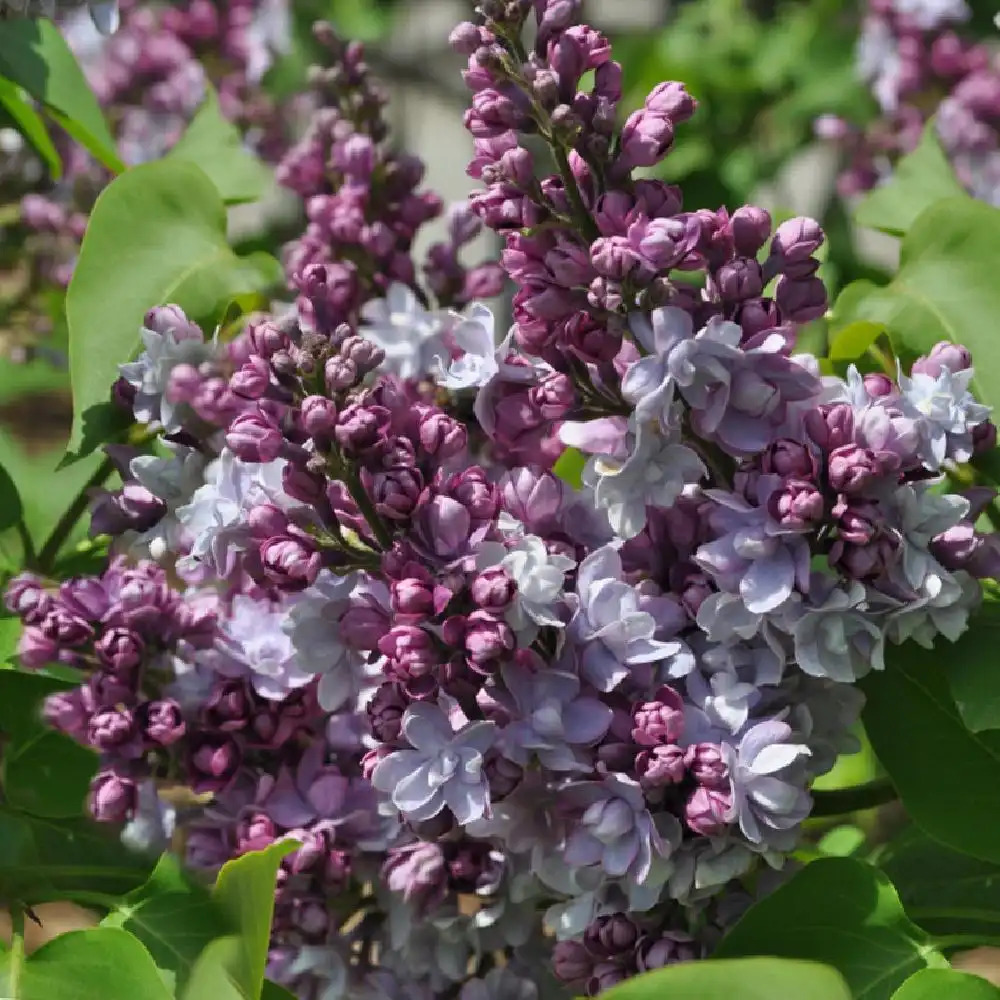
[449, 21, 486, 55]
[715, 257, 764, 301]
[5, 574, 51, 624]
[95, 627, 145, 674]
[341, 597, 392, 651]
[260, 536, 321, 592]
[617, 109, 675, 170]
[383, 841, 448, 912]
[372, 468, 423, 521]
[419, 411, 468, 460]
[834, 498, 880, 546]
[828, 445, 880, 494]
[230, 357, 271, 400]
[730, 205, 772, 256]
[391, 578, 437, 623]
[631, 685, 685, 746]
[324, 356, 359, 393]
[144, 304, 202, 342]
[367, 682, 408, 742]
[89, 770, 137, 823]
[805, 404, 855, 451]
[636, 744, 686, 787]
[141, 699, 186, 746]
[585, 913, 641, 957]
[486, 752, 523, 799]
[43, 689, 89, 740]
[248, 320, 290, 358]
[629, 215, 699, 272]
[767, 478, 824, 528]
[300, 396, 339, 437]
[236, 812, 276, 854]
[335, 403, 390, 455]
[226, 412, 284, 463]
[590, 236, 637, 279]
[247, 504, 288, 540]
[17, 627, 58, 669]
[864, 373, 896, 399]
[378, 625, 439, 680]
[88, 707, 139, 753]
[736, 297, 782, 338]
[637, 931, 700, 971]
[911, 341, 973, 377]
[775, 275, 827, 323]
[188, 734, 242, 794]
[470, 568, 514, 611]
[830, 534, 898, 581]
[644, 81, 696, 122]
[41, 608, 93, 646]
[463, 610, 515, 670]
[974, 420, 998, 455]
[685, 785, 732, 836]
[283, 464, 327, 505]
[684, 743, 728, 788]
[770, 217, 824, 262]
[202, 679, 252, 732]
[762, 439, 816, 478]
[553, 941, 593, 986]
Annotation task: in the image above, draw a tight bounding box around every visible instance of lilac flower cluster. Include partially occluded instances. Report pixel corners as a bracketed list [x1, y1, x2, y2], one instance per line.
[7, 4, 1000, 999]
[11, 0, 293, 291]
[277, 24, 505, 337]
[818, 0, 1000, 203]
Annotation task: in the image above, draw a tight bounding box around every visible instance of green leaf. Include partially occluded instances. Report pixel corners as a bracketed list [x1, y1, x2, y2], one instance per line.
[818, 824, 867, 858]
[879, 826, 1000, 939]
[0, 670, 76, 745]
[552, 447, 585, 490]
[65, 159, 282, 461]
[0, 808, 154, 903]
[601, 957, 852, 1000]
[167, 87, 272, 205]
[2, 731, 96, 819]
[182, 937, 246, 1000]
[715, 857, 945, 999]
[0, 77, 61, 178]
[0, 20, 122, 173]
[856, 123, 968, 237]
[101, 853, 231, 992]
[828, 320, 886, 362]
[211, 840, 296, 999]
[261, 980, 298, 1000]
[850, 197, 1000, 411]
[0, 458, 22, 533]
[0, 615, 21, 664]
[892, 970, 1000, 999]
[943, 605, 1000, 733]
[0, 927, 172, 1000]
[862, 642, 1000, 863]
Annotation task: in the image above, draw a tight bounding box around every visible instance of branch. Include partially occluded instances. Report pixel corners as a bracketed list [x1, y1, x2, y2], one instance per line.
[811, 777, 898, 817]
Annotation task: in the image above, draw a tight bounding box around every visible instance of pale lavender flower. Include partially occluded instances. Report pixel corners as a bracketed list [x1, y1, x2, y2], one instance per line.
[696, 476, 811, 615]
[371, 702, 496, 825]
[570, 545, 692, 691]
[497, 662, 611, 771]
[119, 321, 211, 432]
[359, 282, 450, 380]
[793, 579, 885, 682]
[460, 968, 538, 1000]
[722, 720, 811, 851]
[432, 302, 499, 390]
[562, 773, 667, 883]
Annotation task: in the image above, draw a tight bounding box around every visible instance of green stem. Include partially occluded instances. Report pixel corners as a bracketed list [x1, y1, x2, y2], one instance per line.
[552, 145, 599, 243]
[343, 467, 393, 553]
[15, 520, 36, 571]
[9, 902, 25, 996]
[37, 456, 114, 573]
[811, 777, 898, 816]
[934, 934, 1000, 951]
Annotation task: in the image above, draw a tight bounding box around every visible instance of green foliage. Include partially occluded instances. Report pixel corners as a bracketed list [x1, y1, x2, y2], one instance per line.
[0, 926, 172, 1000]
[879, 826, 1000, 940]
[0, 20, 122, 173]
[715, 857, 946, 999]
[940, 603, 1000, 733]
[101, 855, 232, 993]
[1, 732, 96, 819]
[167, 88, 273, 206]
[600, 957, 852, 1000]
[862, 642, 1000, 864]
[64, 160, 282, 461]
[552, 446, 586, 490]
[834, 198, 1000, 410]
[855, 124, 968, 237]
[892, 970, 1000, 999]
[0, 77, 61, 178]
[211, 841, 296, 1000]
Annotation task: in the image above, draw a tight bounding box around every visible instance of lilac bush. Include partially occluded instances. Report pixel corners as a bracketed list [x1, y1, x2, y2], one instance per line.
[5, 2, 1000, 998]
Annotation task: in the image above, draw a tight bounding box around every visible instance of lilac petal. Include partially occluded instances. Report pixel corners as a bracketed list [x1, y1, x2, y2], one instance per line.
[621, 357, 668, 406]
[750, 775, 801, 812]
[452, 720, 497, 755]
[444, 779, 489, 825]
[563, 831, 603, 867]
[263, 767, 314, 828]
[739, 720, 792, 763]
[370, 749, 421, 795]
[402, 703, 454, 753]
[576, 546, 624, 603]
[750, 743, 807, 776]
[559, 418, 629, 457]
[741, 549, 794, 614]
[392, 762, 440, 815]
[581, 642, 631, 692]
[602, 833, 640, 878]
[561, 698, 613, 745]
[307, 774, 349, 818]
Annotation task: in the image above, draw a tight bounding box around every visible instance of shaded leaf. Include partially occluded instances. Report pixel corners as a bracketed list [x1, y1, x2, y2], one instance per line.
[716, 857, 945, 999]
[0, 77, 60, 178]
[862, 643, 1000, 864]
[0, 20, 122, 173]
[552, 447, 585, 490]
[65, 160, 281, 461]
[828, 320, 886, 362]
[2, 731, 96, 819]
[944, 604, 1000, 733]
[601, 957, 852, 1000]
